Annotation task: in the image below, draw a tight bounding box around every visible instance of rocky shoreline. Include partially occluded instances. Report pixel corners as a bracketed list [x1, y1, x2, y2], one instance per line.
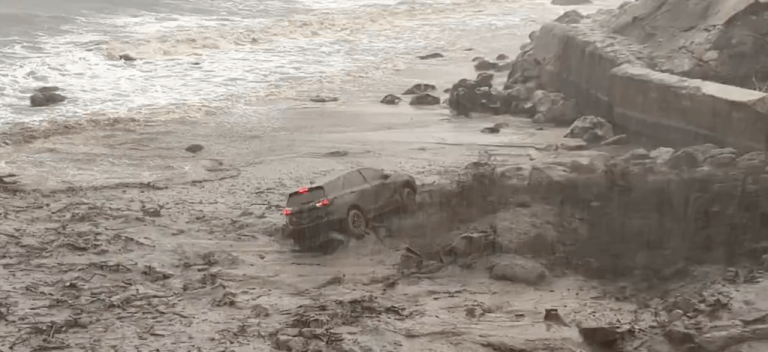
[2, 0, 768, 351]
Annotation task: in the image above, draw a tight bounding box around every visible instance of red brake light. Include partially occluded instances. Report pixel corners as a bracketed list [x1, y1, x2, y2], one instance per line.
[283, 208, 292, 216]
[298, 187, 309, 194]
[315, 199, 330, 207]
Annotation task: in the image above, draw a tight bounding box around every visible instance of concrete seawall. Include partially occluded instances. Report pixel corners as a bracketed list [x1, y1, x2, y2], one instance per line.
[532, 22, 768, 151]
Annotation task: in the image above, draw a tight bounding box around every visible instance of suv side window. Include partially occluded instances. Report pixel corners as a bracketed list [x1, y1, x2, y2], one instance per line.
[359, 168, 385, 183]
[342, 171, 368, 189]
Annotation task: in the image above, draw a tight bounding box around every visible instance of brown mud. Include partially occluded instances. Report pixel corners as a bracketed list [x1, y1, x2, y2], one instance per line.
[3, 5, 768, 352]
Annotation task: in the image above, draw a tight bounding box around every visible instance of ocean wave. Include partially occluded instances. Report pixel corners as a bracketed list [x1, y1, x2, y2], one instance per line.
[0, 0, 621, 124]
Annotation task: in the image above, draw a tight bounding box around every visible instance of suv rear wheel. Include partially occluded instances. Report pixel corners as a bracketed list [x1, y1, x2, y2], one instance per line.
[342, 208, 367, 238]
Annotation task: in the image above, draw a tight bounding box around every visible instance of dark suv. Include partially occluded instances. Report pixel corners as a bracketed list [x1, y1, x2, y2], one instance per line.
[283, 167, 417, 252]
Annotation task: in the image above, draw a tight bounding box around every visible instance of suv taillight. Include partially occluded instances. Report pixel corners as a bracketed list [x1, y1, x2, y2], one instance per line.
[283, 208, 292, 216]
[315, 199, 330, 207]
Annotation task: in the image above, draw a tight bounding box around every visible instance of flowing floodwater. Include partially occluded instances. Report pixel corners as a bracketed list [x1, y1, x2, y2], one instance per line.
[0, 0, 619, 124]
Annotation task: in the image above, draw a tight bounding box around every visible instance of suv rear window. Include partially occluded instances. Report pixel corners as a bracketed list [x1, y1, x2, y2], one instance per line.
[286, 188, 325, 207]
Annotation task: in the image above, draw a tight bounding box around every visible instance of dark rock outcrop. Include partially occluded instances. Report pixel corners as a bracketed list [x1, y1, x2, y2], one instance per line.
[29, 87, 66, 107]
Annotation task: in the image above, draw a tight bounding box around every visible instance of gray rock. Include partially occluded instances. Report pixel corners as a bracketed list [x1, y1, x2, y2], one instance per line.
[490, 255, 549, 285]
[418, 53, 443, 60]
[650, 147, 675, 163]
[474, 59, 499, 71]
[409, 94, 440, 106]
[705, 154, 736, 168]
[380, 94, 402, 105]
[309, 95, 339, 103]
[403, 83, 437, 95]
[564, 116, 614, 142]
[29, 87, 67, 107]
[555, 10, 586, 24]
[621, 148, 650, 161]
[666, 149, 702, 170]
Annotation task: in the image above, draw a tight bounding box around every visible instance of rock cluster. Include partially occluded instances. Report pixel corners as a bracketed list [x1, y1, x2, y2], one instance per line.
[29, 86, 67, 107]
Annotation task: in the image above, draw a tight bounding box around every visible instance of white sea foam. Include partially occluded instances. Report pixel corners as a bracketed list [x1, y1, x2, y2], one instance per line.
[0, 0, 625, 124]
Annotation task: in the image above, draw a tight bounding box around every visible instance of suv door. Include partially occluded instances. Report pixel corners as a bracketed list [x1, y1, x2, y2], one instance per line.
[341, 170, 375, 215]
[359, 168, 397, 213]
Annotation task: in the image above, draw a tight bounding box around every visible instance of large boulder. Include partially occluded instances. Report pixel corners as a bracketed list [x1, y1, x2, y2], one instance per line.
[29, 86, 66, 107]
[563, 116, 615, 143]
[531, 91, 576, 125]
[489, 255, 549, 285]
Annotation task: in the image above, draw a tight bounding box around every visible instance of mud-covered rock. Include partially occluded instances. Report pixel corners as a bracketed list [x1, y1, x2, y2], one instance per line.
[475, 72, 494, 88]
[418, 53, 444, 60]
[474, 59, 499, 72]
[119, 53, 138, 61]
[310, 95, 339, 103]
[564, 116, 614, 142]
[666, 149, 702, 170]
[489, 254, 549, 285]
[578, 325, 625, 349]
[447, 79, 505, 116]
[529, 90, 576, 125]
[30, 87, 67, 107]
[736, 151, 767, 172]
[554, 10, 586, 24]
[403, 83, 437, 95]
[409, 94, 440, 106]
[481, 126, 500, 134]
[705, 153, 737, 168]
[650, 147, 675, 164]
[185, 144, 204, 154]
[444, 232, 503, 259]
[380, 94, 402, 105]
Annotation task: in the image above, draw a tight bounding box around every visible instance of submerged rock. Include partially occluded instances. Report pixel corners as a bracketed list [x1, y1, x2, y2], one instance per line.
[417, 53, 444, 60]
[119, 53, 138, 61]
[402, 83, 437, 95]
[474, 60, 499, 72]
[409, 94, 440, 106]
[380, 94, 402, 105]
[309, 95, 339, 103]
[185, 144, 204, 154]
[29, 87, 67, 107]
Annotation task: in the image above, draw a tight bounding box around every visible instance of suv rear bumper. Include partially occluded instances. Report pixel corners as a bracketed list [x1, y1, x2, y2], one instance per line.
[284, 220, 338, 238]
